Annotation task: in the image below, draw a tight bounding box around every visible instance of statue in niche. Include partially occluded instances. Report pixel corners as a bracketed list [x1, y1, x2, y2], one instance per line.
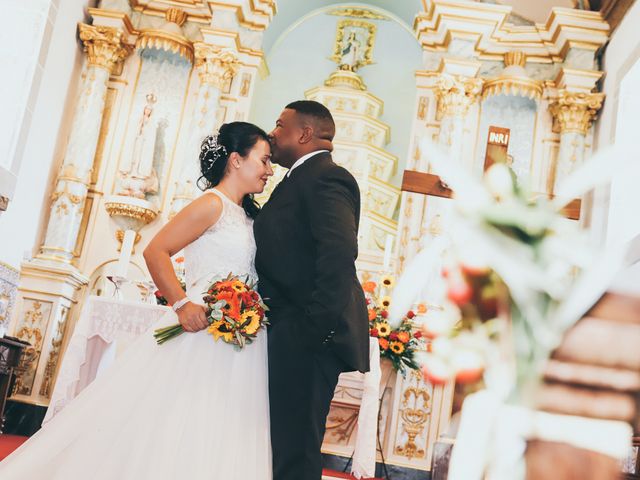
[340, 31, 362, 71]
[117, 93, 160, 199]
[331, 20, 376, 73]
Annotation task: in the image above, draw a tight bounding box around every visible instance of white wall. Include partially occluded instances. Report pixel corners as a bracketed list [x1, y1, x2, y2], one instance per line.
[0, 0, 51, 203]
[0, 0, 93, 268]
[250, 5, 422, 186]
[591, 0, 640, 250]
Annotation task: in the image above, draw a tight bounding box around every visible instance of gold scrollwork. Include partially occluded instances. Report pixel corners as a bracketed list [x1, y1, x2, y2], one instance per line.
[51, 184, 85, 217]
[194, 44, 240, 90]
[549, 89, 604, 135]
[13, 300, 51, 396]
[394, 371, 431, 460]
[328, 7, 388, 20]
[39, 307, 69, 398]
[78, 24, 132, 72]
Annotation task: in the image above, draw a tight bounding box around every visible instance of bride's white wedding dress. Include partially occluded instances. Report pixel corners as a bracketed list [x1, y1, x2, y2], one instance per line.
[0, 189, 272, 479]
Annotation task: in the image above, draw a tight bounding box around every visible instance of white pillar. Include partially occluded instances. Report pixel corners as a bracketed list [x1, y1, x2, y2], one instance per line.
[38, 24, 130, 263]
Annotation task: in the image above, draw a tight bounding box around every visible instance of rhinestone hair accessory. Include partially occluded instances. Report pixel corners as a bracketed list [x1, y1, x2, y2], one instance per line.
[201, 133, 228, 170]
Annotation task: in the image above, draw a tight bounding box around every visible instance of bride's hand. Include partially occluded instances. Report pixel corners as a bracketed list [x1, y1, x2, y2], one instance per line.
[177, 302, 209, 332]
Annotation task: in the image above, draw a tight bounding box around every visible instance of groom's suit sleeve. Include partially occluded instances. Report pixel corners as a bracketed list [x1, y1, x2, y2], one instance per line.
[302, 165, 359, 349]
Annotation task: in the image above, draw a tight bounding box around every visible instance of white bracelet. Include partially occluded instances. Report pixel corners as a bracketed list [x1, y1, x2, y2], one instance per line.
[172, 297, 190, 312]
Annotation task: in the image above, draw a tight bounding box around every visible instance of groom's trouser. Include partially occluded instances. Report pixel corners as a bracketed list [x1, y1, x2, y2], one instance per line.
[268, 318, 348, 480]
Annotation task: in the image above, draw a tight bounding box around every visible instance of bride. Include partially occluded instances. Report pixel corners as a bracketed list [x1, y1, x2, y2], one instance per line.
[0, 122, 274, 479]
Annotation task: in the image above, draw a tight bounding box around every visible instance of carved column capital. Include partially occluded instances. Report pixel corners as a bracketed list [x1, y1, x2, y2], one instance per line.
[435, 74, 483, 119]
[194, 43, 240, 89]
[549, 90, 604, 135]
[78, 23, 131, 72]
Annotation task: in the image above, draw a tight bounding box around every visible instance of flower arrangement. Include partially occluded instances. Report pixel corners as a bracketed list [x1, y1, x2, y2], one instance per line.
[363, 281, 423, 375]
[154, 273, 269, 350]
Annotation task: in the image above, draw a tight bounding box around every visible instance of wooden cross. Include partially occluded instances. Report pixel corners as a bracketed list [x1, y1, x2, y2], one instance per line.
[401, 171, 581, 221]
[403, 125, 581, 220]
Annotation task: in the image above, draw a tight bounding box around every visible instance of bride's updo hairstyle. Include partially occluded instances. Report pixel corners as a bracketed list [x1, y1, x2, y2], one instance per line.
[198, 122, 270, 219]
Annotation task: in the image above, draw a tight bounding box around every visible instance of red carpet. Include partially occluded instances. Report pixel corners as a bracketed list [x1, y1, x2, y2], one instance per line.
[0, 434, 28, 460]
[322, 470, 381, 479]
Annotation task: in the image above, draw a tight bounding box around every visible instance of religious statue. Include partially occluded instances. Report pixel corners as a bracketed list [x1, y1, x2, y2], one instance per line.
[117, 93, 160, 199]
[339, 31, 362, 71]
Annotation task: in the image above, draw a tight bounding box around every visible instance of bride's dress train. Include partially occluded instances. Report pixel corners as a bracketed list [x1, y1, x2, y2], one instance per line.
[0, 189, 271, 479]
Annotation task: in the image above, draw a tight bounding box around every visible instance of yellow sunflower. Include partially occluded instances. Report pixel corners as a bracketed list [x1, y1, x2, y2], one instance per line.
[379, 296, 392, 308]
[241, 310, 261, 335]
[376, 321, 391, 338]
[390, 341, 405, 354]
[208, 319, 234, 342]
[380, 275, 395, 289]
[231, 280, 247, 293]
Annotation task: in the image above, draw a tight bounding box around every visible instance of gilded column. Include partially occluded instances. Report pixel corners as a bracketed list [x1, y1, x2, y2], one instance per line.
[9, 23, 131, 408]
[169, 44, 239, 217]
[38, 24, 131, 263]
[435, 73, 483, 168]
[549, 90, 604, 193]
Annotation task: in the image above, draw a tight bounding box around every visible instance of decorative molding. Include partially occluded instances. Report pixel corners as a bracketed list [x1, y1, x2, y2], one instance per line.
[414, 4, 609, 64]
[482, 51, 543, 100]
[104, 197, 158, 226]
[136, 8, 194, 63]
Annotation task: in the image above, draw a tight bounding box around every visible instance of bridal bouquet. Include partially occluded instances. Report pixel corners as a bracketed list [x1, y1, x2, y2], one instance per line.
[154, 273, 269, 350]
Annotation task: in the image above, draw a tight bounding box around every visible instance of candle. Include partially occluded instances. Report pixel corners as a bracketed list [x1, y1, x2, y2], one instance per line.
[382, 234, 393, 271]
[116, 229, 136, 278]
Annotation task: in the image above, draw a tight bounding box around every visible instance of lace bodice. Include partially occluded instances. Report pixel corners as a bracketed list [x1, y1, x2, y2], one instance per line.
[184, 189, 257, 292]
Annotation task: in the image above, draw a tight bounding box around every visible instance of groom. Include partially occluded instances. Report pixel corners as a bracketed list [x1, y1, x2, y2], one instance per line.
[254, 100, 370, 480]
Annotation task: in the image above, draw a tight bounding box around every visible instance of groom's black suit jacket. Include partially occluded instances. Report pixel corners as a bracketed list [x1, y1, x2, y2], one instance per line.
[254, 152, 370, 373]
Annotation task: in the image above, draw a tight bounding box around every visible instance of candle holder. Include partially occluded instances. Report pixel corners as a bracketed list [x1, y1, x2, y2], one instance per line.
[106, 275, 127, 300]
[135, 280, 157, 304]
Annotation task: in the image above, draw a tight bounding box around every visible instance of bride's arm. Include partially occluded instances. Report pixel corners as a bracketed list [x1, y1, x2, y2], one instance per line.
[143, 193, 222, 332]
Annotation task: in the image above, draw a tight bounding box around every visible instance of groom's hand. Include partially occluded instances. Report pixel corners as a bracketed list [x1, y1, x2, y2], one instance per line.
[177, 302, 209, 332]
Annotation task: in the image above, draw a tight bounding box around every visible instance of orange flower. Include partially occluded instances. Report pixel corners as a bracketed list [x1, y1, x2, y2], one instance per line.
[417, 303, 428, 314]
[222, 294, 241, 320]
[368, 308, 377, 321]
[378, 338, 389, 350]
[362, 281, 377, 293]
[397, 331, 410, 344]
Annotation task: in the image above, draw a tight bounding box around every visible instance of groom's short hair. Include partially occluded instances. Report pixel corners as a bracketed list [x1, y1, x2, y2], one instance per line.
[286, 100, 335, 142]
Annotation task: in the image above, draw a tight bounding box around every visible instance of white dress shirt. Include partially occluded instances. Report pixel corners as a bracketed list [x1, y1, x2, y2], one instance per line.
[286, 150, 329, 177]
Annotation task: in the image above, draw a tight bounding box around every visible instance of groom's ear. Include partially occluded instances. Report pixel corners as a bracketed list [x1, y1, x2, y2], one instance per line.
[298, 125, 314, 144]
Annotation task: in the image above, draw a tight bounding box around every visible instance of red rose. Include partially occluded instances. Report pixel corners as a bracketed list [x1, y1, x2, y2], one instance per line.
[380, 310, 388, 318]
[370, 328, 379, 337]
[389, 332, 398, 341]
[413, 330, 423, 339]
[406, 310, 415, 319]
